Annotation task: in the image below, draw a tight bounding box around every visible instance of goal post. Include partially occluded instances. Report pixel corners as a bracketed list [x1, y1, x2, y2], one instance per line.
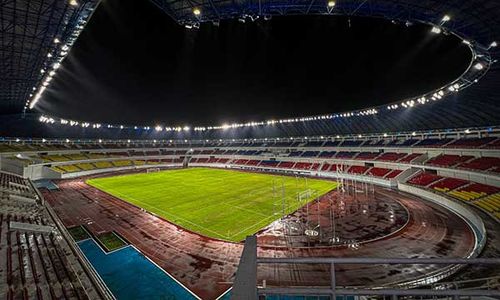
[146, 167, 160, 173]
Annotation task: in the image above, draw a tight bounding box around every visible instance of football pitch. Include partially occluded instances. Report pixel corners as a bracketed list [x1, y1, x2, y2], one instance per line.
[86, 167, 337, 242]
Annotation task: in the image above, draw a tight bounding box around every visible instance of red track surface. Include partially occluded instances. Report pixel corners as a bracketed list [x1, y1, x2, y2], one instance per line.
[43, 175, 475, 300]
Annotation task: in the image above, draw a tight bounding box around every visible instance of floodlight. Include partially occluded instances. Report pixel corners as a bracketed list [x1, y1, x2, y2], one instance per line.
[193, 8, 201, 16]
[54, 38, 60, 44]
[441, 15, 450, 22]
[69, 0, 78, 6]
[430, 26, 441, 34]
[327, 0, 336, 7]
[474, 63, 484, 70]
[490, 41, 497, 48]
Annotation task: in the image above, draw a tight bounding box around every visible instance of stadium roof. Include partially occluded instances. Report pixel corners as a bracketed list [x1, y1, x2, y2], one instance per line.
[0, 0, 100, 114]
[1, 0, 499, 137]
[151, 0, 500, 50]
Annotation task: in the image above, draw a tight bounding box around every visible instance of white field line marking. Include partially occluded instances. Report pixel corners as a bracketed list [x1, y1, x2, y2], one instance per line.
[229, 214, 277, 239]
[90, 183, 229, 239]
[90, 172, 335, 240]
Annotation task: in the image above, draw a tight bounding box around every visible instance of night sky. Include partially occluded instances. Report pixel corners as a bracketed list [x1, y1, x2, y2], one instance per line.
[37, 0, 471, 127]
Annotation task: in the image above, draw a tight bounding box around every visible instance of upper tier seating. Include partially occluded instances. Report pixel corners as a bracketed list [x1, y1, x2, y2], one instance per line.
[301, 151, 320, 157]
[459, 157, 500, 171]
[318, 151, 336, 158]
[112, 160, 133, 167]
[362, 140, 386, 147]
[41, 154, 70, 162]
[367, 167, 391, 177]
[375, 152, 407, 162]
[75, 163, 95, 171]
[304, 141, 324, 147]
[87, 153, 109, 159]
[355, 152, 380, 160]
[93, 161, 113, 169]
[398, 153, 423, 163]
[323, 141, 341, 147]
[385, 169, 402, 178]
[427, 155, 474, 167]
[415, 138, 453, 147]
[347, 165, 370, 174]
[65, 153, 89, 160]
[407, 172, 442, 186]
[340, 140, 364, 147]
[445, 137, 497, 148]
[289, 151, 303, 157]
[484, 139, 500, 149]
[336, 152, 357, 159]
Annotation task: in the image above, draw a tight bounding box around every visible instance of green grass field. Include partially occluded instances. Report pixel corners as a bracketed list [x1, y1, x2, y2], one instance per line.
[86, 167, 337, 242]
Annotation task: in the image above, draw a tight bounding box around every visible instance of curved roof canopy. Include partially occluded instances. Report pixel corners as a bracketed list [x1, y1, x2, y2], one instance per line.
[0, 0, 100, 113]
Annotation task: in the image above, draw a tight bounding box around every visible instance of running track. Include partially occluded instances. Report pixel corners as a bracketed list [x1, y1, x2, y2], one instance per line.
[42, 176, 475, 299]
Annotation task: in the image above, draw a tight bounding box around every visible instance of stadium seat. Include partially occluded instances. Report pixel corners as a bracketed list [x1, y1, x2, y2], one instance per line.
[367, 167, 391, 177]
[398, 153, 422, 163]
[385, 169, 402, 179]
[277, 161, 295, 169]
[355, 152, 380, 160]
[459, 157, 500, 171]
[430, 178, 469, 192]
[376, 152, 407, 162]
[347, 165, 370, 174]
[407, 172, 442, 186]
[427, 155, 474, 167]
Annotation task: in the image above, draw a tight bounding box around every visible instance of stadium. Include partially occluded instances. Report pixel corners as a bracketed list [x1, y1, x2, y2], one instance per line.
[1, 0, 500, 299]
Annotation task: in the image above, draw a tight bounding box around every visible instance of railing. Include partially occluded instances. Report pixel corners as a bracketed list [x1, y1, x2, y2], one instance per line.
[231, 236, 500, 300]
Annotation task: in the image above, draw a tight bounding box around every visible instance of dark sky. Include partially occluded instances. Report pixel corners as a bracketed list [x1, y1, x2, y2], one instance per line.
[36, 0, 471, 126]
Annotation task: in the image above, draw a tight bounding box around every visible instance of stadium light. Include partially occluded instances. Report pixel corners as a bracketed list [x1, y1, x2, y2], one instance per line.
[490, 41, 498, 48]
[327, 0, 336, 7]
[474, 63, 484, 70]
[193, 8, 201, 16]
[69, 0, 78, 6]
[441, 15, 451, 22]
[54, 38, 60, 44]
[430, 26, 441, 34]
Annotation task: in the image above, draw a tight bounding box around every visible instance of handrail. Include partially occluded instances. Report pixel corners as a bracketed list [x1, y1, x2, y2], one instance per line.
[231, 236, 500, 300]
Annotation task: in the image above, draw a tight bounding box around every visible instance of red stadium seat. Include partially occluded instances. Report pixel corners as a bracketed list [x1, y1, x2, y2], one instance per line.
[407, 172, 442, 186]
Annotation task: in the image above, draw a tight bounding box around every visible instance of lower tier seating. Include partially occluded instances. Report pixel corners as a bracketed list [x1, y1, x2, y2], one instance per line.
[430, 178, 469, 192]
[448, 183, 500, 201]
